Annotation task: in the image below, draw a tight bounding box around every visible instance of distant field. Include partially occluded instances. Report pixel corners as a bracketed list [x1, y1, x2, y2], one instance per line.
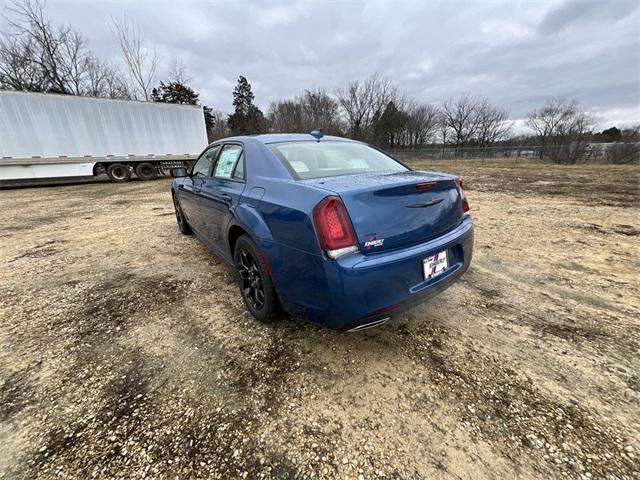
[406, 158, 640, 207]
[1, 162, 638, 479]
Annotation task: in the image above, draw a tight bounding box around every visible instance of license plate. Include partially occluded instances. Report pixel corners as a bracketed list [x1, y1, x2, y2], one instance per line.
[423, 250, 448, 280]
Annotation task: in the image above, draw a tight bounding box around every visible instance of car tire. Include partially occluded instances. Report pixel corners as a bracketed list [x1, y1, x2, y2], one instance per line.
[106, 163, 131, 182]
[173, 194, 192, 235]
[135, 162, 156, 181]
[234, 235, 279, 323]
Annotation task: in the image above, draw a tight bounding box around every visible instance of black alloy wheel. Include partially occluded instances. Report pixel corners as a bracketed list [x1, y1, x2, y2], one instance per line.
[233, 235, 278, 322]
[236, 247, 265, 311]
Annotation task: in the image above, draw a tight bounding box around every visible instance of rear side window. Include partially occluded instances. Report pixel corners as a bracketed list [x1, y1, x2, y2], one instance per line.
[268, 141, 408, 180]
[232, 154, 244, 180]
[214, 144, 243, 179]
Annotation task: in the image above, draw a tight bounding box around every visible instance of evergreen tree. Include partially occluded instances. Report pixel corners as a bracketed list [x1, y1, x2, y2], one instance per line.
[373, 101, 409, 148]
[151, 81, 199, 105]
[203, 105, 215, 135]
[227, 75, 266, 134]
[601, 126, 622, 142]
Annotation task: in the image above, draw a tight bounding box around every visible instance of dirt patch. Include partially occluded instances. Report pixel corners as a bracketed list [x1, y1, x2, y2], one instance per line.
[408, 325, 637, 478]
[75, 274, 191, 337]
[613, 224, 640, 236]
[0, 365, 39, 422]
[573, 222, 640, 237]
[10, 240, 64, 262]
[1, 162, 638, 479]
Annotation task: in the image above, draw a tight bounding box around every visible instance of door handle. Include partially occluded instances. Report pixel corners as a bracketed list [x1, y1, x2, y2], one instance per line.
[221, 193, 232, 203]
[193, 187, 201, 194]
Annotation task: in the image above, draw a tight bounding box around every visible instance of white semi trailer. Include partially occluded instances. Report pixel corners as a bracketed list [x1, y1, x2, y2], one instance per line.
[0, 90, 208, 184]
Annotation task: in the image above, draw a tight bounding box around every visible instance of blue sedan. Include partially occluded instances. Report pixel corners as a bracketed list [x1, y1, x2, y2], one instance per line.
[171, 131, 473, 331]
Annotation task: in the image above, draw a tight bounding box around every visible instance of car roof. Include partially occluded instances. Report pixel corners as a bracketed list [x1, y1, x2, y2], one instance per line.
[213, 133, 357, 145]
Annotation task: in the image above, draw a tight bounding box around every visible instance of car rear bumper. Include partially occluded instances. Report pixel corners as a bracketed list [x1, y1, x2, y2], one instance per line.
[274, 215, 474, 330]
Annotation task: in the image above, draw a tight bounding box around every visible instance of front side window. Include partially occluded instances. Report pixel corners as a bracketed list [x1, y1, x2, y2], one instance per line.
[268, 141, 408, 180]
[192, 146, 219, 177]
[213, 144, 243, 179]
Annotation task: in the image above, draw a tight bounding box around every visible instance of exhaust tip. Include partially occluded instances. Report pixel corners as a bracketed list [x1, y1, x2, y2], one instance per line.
[347, 317, 390, 332]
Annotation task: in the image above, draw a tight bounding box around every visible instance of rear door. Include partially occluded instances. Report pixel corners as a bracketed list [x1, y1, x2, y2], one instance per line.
[198, 143, 246, 248]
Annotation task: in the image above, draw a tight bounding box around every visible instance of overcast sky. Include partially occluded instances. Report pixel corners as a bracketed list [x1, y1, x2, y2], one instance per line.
[3, 0, 639, 129]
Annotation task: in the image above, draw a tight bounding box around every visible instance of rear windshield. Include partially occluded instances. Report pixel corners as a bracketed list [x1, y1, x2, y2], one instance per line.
[268, 141, 408, 180]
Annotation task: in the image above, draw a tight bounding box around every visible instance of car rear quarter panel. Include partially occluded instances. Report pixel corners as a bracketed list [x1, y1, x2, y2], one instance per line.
[237, 177, 336, 316]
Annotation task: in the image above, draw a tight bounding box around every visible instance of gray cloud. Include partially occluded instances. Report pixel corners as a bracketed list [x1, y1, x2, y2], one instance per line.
[539, 0, 637, 34]
[3, 0, 639, 127]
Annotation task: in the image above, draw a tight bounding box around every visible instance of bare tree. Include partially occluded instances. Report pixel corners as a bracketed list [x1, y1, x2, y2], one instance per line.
[0, 0, 136, 100]
[167, 58, 189, 84]
[439, 95, 483, 147]
[336, 73, 397, 141]
[269, 89, 341, 134]
[268, 98, 304, 132]
[112, 15, 160, 100]
[0, 0, 110, 97]
[405, 103, 439, 148]
[83, 55, 130, 99]
[206, 108, 230, 141]
[527, 98, 593, 163]
[439, 95, 511, 148]
[437, 110, 449, 147]
[8, 0, 65, 92]
[84, 54, 108, 97]
[475, 99, 511, 147]
[300, 88, 341, 134]
[57, 29, 89, 95]
[3, 0, 75, 93]
[104, 66, 133, 100]
[0, 33, 46, 91]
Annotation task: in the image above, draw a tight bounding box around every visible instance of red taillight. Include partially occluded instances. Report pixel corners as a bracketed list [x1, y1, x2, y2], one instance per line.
[313, 196, 358, 258]
[455, 178, 470, 213]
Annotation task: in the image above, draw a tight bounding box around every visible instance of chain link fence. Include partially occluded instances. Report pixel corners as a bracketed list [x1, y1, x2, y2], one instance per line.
[387, 143, 640, 164]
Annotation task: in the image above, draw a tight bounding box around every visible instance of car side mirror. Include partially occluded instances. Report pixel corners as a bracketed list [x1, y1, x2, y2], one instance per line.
[171, 167, 188, 178]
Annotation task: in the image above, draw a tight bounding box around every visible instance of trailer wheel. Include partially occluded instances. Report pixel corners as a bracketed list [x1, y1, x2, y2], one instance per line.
[135, 162, 156, 181]
[106, 163, 131, 182]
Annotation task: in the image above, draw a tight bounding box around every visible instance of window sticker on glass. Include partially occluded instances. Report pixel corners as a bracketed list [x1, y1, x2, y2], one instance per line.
[214, 145, 242, 179]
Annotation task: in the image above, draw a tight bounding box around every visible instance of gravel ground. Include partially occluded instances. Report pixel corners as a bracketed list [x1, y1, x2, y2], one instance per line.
[1, 160, 639, 479]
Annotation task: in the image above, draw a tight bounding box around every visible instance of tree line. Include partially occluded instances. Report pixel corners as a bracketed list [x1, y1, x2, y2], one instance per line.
[265, 75, 512, 149]
[227, 74, 638, 163]
[1, 1, 637, 164]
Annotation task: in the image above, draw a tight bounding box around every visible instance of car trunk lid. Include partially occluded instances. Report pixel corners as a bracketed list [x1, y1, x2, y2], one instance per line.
[303, 171, 464, 253]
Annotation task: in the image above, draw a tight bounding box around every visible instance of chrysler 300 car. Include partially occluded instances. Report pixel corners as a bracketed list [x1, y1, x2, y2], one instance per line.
[171, 130, 473, 331]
